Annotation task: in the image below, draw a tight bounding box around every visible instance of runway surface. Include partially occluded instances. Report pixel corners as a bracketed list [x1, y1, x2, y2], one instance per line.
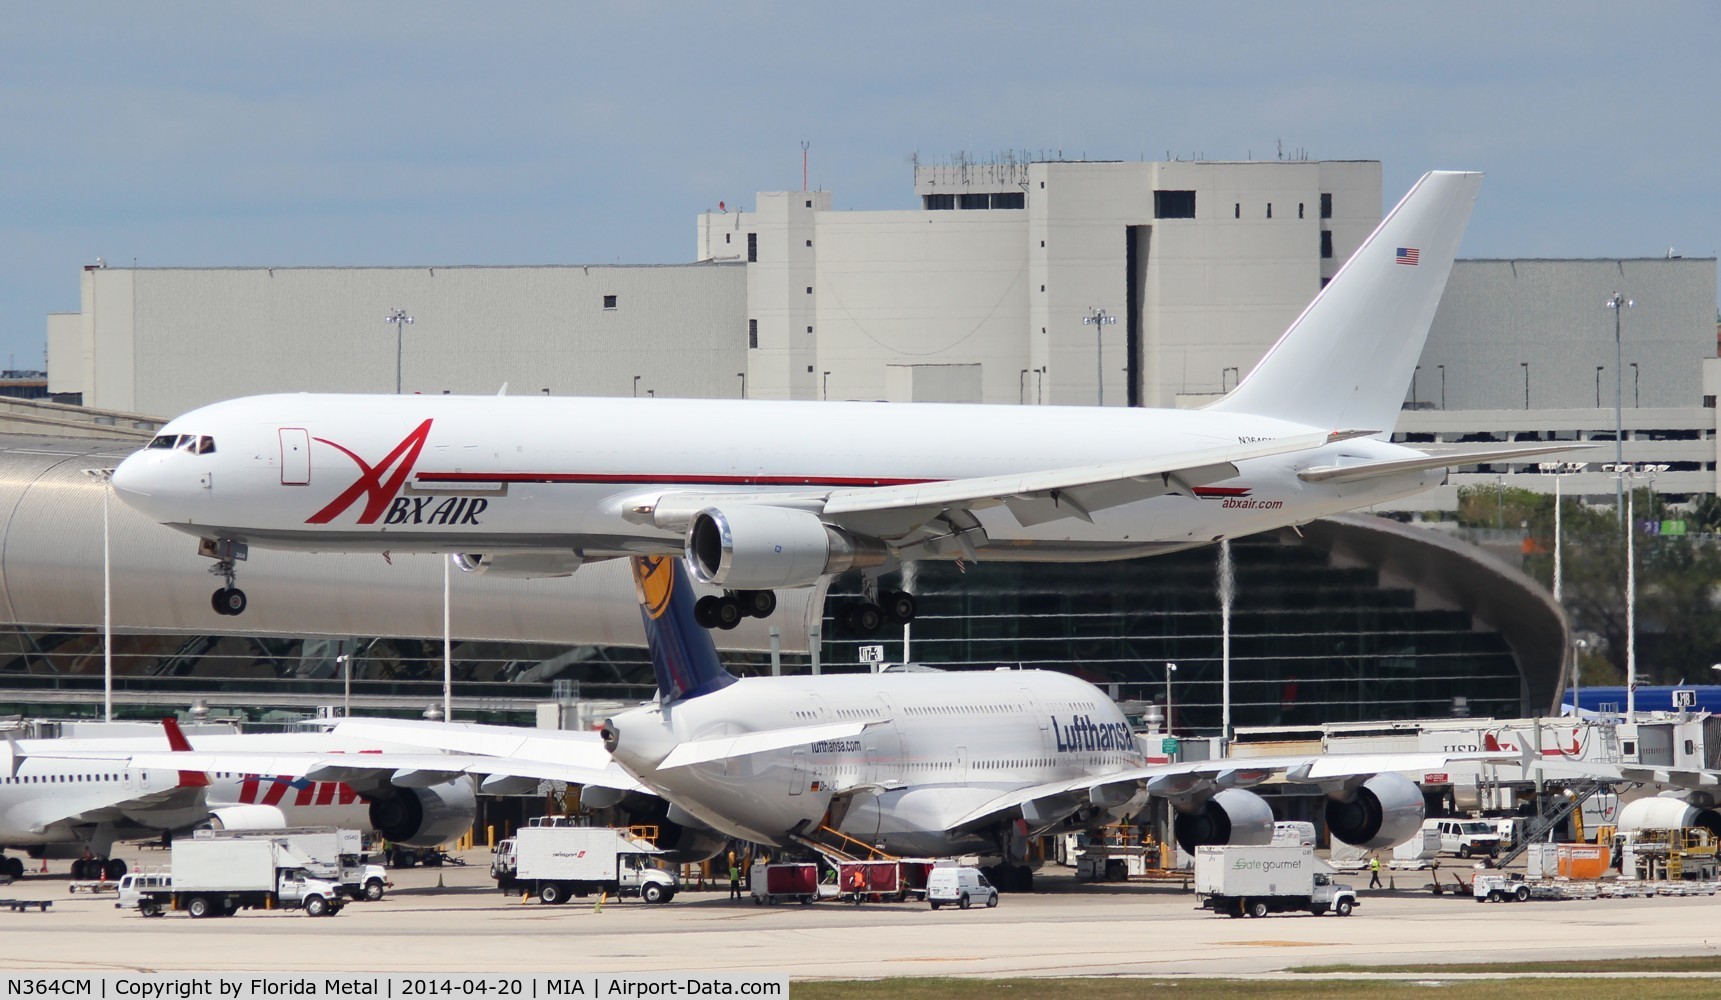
[3, 852, 1719, 978]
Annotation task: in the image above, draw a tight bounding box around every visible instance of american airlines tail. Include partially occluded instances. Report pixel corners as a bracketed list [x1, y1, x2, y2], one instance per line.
[630, 556, 737, 705]
[1210, 170, 1482, 435]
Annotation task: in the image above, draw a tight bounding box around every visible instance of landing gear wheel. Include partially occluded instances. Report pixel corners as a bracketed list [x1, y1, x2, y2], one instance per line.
[714, 596, 743, 630]
[212, 587, 247, 616]
[846, 603, 884, 634]
[104, 858, 127, 881]
[737, 590, 777, 619]
[69, 860, 86, 880]
[0, 857, 22, 879]
[881, 590, 917, 624]
[694, 596, 720, 629]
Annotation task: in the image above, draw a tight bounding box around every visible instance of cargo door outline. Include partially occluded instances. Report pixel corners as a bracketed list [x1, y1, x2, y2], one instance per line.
[789, 749, 807, 796]
[279, 428, 311, 486]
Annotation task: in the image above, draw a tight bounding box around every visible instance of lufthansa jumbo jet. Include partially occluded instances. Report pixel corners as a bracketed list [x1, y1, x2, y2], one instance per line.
[111, 171, 1572, 629]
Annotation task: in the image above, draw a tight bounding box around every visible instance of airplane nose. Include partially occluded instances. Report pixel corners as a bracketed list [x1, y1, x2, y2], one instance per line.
[110, 451, 148, 499]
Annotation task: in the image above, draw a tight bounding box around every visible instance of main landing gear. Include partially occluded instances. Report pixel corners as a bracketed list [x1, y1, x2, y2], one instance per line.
[834, 581, 916, 636]
[694, 590, 777, 630]
[199, 537, 249, 616]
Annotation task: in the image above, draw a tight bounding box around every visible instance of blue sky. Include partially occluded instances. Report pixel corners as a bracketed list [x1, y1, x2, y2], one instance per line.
[2, 2, 1716, 372]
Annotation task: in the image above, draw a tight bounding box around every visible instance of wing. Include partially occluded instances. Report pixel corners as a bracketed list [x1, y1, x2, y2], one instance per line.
[658, 722, 875, 770]
[640, 431, 1338, 545]
[1298, 443, 1593, 485]
[943, 750, 1516, 832]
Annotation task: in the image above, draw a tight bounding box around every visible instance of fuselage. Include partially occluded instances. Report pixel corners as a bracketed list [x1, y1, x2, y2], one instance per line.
[604, 669, 1145, 857]
[112, 393, 1442, 561]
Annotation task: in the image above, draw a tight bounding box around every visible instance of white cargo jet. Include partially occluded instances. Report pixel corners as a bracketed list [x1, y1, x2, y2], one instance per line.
[110, 171, 1576, 628]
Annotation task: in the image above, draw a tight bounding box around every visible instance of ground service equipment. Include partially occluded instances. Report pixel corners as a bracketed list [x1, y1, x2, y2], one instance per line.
[140, 837, 344, 917]
[1194, 845, 1359, 918]
[750, 862, 818, 905]
[192, 827, 390, 900]
[492, 826, 677, 904]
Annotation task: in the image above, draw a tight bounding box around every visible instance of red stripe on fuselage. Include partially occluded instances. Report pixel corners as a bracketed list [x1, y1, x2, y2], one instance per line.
[259, 776, 291, 807]
[316, 782, 336, 806]
[414, 471, 940, 488]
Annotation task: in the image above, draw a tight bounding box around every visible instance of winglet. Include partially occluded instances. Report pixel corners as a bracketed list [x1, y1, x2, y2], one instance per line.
[630, 556, 738, 706]
[161, 717, 211, 788]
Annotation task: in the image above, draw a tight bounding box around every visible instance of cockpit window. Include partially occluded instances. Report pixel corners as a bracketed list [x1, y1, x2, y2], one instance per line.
[145, 434, 215, 454]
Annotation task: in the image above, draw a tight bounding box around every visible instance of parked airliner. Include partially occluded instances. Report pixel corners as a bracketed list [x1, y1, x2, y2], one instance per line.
[0, 721, 485, 879]
[109, 171, 1577, 629]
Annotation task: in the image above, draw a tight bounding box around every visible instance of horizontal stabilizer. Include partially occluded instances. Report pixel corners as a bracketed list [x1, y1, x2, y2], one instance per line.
[1298, 443, 1593, 485]
[658, 721, 876, 770]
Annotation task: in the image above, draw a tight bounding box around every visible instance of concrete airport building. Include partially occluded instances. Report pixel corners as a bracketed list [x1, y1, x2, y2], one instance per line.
[12, 156, 1718, 728]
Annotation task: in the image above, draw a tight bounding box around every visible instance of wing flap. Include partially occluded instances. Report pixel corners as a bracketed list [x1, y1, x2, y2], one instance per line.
[1298, 443, 1593, 485]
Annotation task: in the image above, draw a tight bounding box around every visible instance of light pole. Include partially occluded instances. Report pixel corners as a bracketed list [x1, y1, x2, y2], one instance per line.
[1019, 369, 1028, 405]
[1083, 308, 1116, 406]
[1538, 461, 1589, 605]
[737, 372, 746, 399]
[1606, 292, 1633, 522]
[1436, 364, 1446, 409]
[1572, 638, 1588, 716]
[1605, 461, 1668, 721]
[1218, 541, 1233, 746]
[822, 371, 831, 400]
[1595, 366, 1603, 409]
[338, 653, 350, 717]
[385, 309, 413, 394]
[1164, 662, 1178, 735]
[83, 468, 115, 722]
[1520, 362, 1529, 409]
[632, 375, 641, 398]
[1036, 367, 1047, 405]
[1631, 363, 1639, 407]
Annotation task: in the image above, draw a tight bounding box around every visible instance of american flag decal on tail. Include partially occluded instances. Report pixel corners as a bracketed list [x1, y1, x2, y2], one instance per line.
[1396, 247, 1420, 266]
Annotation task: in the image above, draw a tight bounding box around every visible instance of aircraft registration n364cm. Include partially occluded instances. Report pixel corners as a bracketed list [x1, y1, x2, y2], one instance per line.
[112, 171, 1575, 628]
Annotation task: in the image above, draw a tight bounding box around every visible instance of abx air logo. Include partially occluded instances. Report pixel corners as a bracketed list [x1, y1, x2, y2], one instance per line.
[308, 419, 456, 525]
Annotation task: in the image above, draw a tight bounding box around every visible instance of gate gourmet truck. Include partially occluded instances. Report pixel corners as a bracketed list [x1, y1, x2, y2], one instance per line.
[1194, 845, 1359, 918]
[139, 837, 344, 917]
[191, 827, 391, 900]
[492, 825, 677, 904]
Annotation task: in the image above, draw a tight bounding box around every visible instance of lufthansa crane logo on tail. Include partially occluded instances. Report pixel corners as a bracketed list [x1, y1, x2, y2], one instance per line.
[306, 419, 434, 524]
[633, 556, 674, 620]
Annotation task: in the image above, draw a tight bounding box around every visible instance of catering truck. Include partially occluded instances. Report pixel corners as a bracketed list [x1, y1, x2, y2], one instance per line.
[138, 837, 345, 917]
[492, 825, 677, 904]
[1193, 845, 1358, 918]
[193, 827, 391, 901]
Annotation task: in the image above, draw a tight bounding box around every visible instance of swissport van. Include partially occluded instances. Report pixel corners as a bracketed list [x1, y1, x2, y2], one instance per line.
[926, 867, 998, 910]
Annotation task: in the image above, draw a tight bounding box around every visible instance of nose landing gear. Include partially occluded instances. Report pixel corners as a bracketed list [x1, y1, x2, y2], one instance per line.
[199, 537, 249, 616]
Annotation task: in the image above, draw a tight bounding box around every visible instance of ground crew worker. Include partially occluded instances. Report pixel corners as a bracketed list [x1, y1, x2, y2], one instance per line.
[729, 861, 743, 900]
[1368, 854, 1383, 889]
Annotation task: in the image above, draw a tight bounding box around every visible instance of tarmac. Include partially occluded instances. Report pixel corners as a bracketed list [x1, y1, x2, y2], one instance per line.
[2, 851, 1719, 979]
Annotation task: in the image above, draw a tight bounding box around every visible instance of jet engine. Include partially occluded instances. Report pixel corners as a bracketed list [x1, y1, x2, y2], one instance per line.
[451, 551, 584, 579]
[205, 804, 290, 831]
[685, 505, 887, 590]
[1616, 794, 1721, 837]
[1325, 773, 1426, 850]
[1172, 788, 1276, 854]
[366, 780, 478, 847]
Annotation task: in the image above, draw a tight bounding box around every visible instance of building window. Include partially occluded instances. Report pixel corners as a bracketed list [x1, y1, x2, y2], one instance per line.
[1320, 230, 1334, 259]
[805, 239, 812, 247]
[959, 193, 990, 209]
[1234, 203, 1240, 219]
[602, 295, 617, 309]
[806, 286, 812, 295]
[923, 194, 955, 210]
[806, 326, 813, 334]
[749, 319, 757, 349]
[724, 233, 731, 244]
[992, 191, 1025, 209]
[1298, 203, 1305, 219]
[1266, 203, 1272, 219]
[1155, 190, 1196, 219]
[1320, 193, 1333, 219]
[747, 233, 757, 262]
[805, 199, 812, 208]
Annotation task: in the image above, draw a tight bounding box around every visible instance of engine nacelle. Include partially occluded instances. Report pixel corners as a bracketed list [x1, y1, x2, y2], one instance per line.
[686, 505, 886, 590]
[1326, 772, 1427, 850]
[1616, 795, 1721, 837]
[367, 779, 478, 847]
[1172, 788, 1276, 854]
[205, 804, 290, 831]
[451, 551, 584, 579]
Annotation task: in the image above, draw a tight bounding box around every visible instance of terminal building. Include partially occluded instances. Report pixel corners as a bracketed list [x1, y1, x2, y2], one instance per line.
[13, 156, 1718, 728]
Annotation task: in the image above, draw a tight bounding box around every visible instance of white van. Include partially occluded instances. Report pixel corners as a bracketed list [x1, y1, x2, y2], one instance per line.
[114, 870, 171, 911]
[926, 867, 998, 910]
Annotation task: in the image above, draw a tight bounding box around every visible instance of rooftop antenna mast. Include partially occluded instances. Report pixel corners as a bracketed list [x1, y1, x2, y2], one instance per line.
[802, 141, 810, 191]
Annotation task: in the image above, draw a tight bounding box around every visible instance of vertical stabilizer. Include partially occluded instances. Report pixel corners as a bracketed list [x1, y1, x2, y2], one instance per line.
[630, 556, 738, 705]
[160, 717, 212, 788]
[1210, 170, 1482, 433]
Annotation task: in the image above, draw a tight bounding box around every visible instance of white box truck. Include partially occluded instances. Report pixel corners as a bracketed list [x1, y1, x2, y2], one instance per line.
[492, 826, 678, 904]
[139, 838, 345, 917]
[193, 827, 391, 901]
[1194, 845, 1359, 918]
